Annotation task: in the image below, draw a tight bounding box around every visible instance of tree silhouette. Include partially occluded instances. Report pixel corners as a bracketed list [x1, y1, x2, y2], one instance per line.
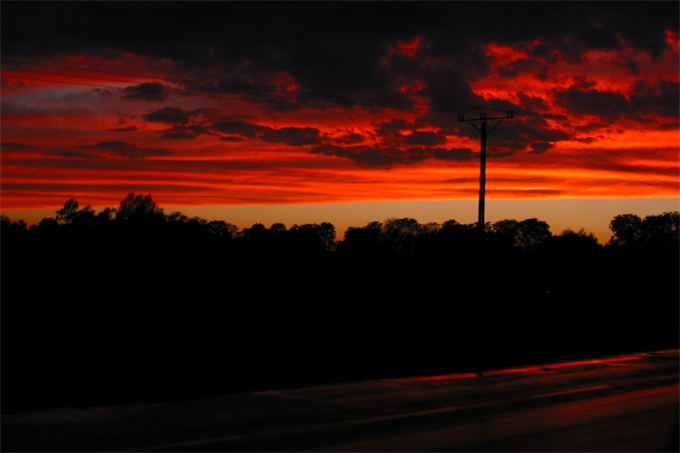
[36, 217, 60, 232]
[289, 222, 336, 253]
[609, 213, 643, 246]
[540, 228, 602, 259]
[1, 214, 27, 234]
[516, 218, 551, 250]
[491, 219, 520, 247]
[241, 223, 267, 241]
[55, 199, 79, 223]
[338, 221, 383, 256]
[641, 212, 679, 250]
[381, 217, 423, 254]
[313, 222, 337, 251]
[609, 212, 679, 249]
[94, 207, 116, 225]
[116, 193, 164, 221]
[207, 220, 239, 240]
[436, 219, 480, 254]
[56, 199, 96, 226]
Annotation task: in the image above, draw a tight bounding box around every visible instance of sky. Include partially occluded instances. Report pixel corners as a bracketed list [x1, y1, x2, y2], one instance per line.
[1, 2, 679, 242]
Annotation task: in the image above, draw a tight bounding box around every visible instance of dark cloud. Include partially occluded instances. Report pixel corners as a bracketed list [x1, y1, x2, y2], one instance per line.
[419, 65, 491, 113]
[1, 1, 677, 169]
[620, 56, 641, 74]
[142, 107, 192, 124]
[630, 79, 680, 118]
[91, 88, 115, 98]
[161, 131, 196, 140]
[658, 122, 680, 131]
[1, 142, 36, 151]
[525, 41, 553, 61]
[528, 142, 554, 155]
[141, 108, 327, 146]
[554, 78, 679, 121]
[497, 59, 549, 80]
[511, 3, 677, 63]
[5, 2, 675, 60]
[403, 131, 447, 147]
[606, 7, 677, 60]
[517, 118, 573, 143]
[139, 107, 227, 138]
[122, 82, 170, 102]
[204, 115, 325, 147]
[431, 148, 476, 161]
[574, 21, 622, 52]
[517, 93, 550, 113]
[573, 136, 601, 144]
[311, 144, 477, 168]
[283, 36, 409, 109]
[261, 127, 322, 146]
[81, 141, 171, 158]
[554, 84, 632, 119]
[55, 150, 93, 159]
[462, 115, 572, 157]
[4, 2, 675, 113]
[375, 119, 412, 138]
[309, 144, 420, 168]
[108, 125, 138, 132]
[413, 113, 461, 137]
[328, 131, 366, 145]
[373, 119, 453, 148]
[207, 117, 270, 139]
[161, 124, 214, 140]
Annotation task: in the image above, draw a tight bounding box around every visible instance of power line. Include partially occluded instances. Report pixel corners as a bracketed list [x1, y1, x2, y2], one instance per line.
[508, 121, 679, 180]
[496, 126, 679, 192]
[500, 125, 678, 192]
[575, 138, 678, 180]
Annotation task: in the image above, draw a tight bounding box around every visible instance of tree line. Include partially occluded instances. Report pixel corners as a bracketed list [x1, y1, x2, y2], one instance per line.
[3, 192, 678, 255]
[2, 193, 678, 413]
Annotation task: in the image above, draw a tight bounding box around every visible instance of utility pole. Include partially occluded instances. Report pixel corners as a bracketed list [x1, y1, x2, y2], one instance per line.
[458, 111, 514, 234]
[458, 111, 514, 378]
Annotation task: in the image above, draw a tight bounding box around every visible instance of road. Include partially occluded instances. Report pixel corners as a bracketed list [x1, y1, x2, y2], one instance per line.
[3, 350, 678, 452]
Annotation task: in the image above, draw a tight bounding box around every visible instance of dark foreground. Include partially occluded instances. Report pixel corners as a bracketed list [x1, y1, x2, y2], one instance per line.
[4, 245, 679, 415]
[4, 209, 679, 415]
[3, 349, 678, 452]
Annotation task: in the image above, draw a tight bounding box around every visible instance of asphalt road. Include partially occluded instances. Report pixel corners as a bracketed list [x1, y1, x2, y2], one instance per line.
[3, 350, 678, 452]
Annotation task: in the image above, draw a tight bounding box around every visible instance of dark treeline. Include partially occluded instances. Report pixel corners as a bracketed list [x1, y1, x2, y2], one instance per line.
[2, 193, 678, 413]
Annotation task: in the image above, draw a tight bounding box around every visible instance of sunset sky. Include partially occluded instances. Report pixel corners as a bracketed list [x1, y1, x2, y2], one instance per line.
[2, 2, 678, 241]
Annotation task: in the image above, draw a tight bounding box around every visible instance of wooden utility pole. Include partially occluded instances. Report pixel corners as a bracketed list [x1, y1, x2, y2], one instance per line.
[458, 111, 514, 378]
[458, 111, 514, 234]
